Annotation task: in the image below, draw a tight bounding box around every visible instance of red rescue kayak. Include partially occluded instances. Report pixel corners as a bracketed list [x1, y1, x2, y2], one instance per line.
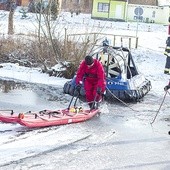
[0, 108, 100, 128]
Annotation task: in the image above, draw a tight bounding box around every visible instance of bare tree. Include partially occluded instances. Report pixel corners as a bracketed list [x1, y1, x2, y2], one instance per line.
[7, 0, 15, 35]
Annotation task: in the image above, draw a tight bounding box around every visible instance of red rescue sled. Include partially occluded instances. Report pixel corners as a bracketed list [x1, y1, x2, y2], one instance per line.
[0, 108, 100, 128]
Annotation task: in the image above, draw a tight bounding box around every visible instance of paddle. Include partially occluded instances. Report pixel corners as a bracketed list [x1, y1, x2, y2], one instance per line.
[67, 87, 80, 110]
[73, 93, 80, 107]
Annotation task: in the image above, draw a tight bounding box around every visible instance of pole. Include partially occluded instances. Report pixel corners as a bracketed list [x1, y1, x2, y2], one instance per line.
[108, 0, 111, 19]
[126, 0, 128, 21]
[150, 91, 168, 124]
[136, 6, 140, 38]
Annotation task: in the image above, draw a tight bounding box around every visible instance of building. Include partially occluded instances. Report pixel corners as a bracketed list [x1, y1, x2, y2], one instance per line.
[91, 0, 127, 21]
[128, 0, 158, 6]
[91, 0, 170, 24]
[127, 0, 169, 24]
[0, 0, 62, 10]
[61, 0, 92, 13]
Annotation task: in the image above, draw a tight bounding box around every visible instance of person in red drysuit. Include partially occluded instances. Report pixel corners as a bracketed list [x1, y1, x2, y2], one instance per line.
[76, 55, 106, 109]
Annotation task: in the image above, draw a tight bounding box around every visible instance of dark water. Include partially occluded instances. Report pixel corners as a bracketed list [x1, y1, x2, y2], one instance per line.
[0, 79, 26, 93]
[0, 79, 70, 112]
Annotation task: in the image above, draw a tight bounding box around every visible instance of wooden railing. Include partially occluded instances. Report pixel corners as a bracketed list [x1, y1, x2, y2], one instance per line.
[65, 31, 138, 49]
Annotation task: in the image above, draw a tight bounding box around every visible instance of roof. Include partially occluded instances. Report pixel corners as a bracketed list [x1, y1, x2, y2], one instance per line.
[128, 0, 158, 6]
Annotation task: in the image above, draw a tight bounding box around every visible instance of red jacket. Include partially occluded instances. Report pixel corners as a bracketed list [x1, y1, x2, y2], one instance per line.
[76, 59, 106, 90]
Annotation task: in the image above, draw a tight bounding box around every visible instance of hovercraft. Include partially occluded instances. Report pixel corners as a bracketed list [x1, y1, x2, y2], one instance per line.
[63, 40, 151, 102]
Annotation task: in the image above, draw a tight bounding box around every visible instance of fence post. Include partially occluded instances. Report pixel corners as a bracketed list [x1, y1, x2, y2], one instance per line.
[94, 33, 96, 42]
[64, 28, 67, 46]
[113, 35, 116, 46]
[135, 37, 138, 49]
[98, 22, 100, 27]
[129, 38, 131, 49]
[121, 37, 123, 47]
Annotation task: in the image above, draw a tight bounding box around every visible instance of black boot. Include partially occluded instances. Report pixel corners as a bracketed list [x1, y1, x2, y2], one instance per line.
[96, 102, 99, 109]
[89, 102, 97, 110]
[88, 102, 93, 109]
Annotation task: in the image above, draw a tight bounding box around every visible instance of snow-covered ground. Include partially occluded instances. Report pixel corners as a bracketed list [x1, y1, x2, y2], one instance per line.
[0, 10, 170, 170]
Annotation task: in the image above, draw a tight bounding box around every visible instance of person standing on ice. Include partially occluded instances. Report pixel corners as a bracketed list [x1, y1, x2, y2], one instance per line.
[75, 55, 106, 109]
[164, 17, 170, 75]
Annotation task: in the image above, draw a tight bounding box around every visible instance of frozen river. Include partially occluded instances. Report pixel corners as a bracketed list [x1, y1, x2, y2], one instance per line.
[0, 80, 170, 170]
[0, 9, 169, 170]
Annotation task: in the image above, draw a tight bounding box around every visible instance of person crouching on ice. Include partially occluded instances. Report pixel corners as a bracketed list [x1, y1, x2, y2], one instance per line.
[75, 55, 106, 109]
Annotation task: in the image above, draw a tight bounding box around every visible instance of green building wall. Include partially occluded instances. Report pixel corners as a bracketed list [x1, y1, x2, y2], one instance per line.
[92, 0, 127, 21]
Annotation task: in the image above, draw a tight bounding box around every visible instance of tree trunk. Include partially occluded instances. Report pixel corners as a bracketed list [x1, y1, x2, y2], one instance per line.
[8, 10, 14, 35]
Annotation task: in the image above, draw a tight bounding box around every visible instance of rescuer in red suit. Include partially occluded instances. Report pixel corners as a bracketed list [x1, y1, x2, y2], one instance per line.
[76, 55, 106, 109]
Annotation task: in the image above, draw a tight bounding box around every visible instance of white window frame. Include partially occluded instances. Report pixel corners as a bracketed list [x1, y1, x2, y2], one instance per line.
[98, 3, 109, 12]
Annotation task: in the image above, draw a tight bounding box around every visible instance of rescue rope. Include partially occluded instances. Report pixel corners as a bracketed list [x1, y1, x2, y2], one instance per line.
[106, 87, 138, 112]
[106, 87, 170, 124]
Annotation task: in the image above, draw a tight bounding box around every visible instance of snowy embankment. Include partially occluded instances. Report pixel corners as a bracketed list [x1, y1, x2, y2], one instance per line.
[0, 63, 69, 87]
